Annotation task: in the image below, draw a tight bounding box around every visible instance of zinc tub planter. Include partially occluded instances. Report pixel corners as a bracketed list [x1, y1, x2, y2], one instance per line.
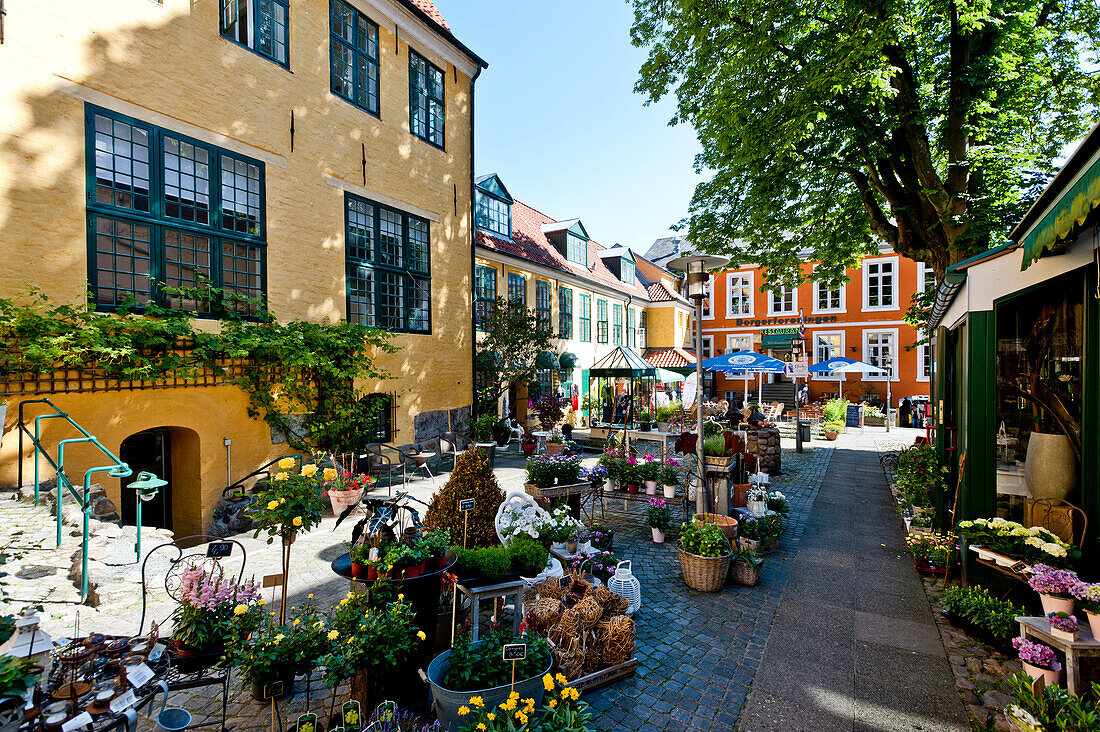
[423, 648, 552, 732]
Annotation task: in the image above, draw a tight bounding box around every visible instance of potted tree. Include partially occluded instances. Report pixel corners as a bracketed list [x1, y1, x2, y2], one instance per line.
[676, 520, 731, 592]
[645, 498, 672, 543]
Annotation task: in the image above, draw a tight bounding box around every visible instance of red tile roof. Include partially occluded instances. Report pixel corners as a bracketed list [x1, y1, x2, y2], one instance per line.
[646, 281, 689, 305]
[410, 0, 449, 30]
[476, 200, 652, 300]
[644, 347, 696, 368]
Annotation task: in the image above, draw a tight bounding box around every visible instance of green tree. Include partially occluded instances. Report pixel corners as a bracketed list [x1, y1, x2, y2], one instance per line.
[475, 296, 555, 413]
[630, 0, 1100, 285]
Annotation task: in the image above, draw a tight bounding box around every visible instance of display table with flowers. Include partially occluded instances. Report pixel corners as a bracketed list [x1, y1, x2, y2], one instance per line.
[1015, 616, 1100, 695]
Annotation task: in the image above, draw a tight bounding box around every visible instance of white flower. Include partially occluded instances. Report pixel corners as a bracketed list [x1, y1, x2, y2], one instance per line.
[1025, 537, 1044, 549]
[1041, 543, 1067, 558]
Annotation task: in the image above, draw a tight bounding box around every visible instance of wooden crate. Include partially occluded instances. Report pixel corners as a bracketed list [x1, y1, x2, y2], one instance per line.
[524, 482, 591, 500]
[570, 657, 638, 694]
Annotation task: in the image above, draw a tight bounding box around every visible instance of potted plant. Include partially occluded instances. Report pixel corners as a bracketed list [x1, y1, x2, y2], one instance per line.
[325, 470, 375, 515]
[621, 456, 640, 493]
[1028, 564, 1079, 616]
[637, 409, 652, 431]
[588, 522, 614, 551]
[521, 432, 538, 456]
[766, 490, 789, 516]
[1047, 612, 1079, 642]
[958, 517, 1076, 567]
[904, 532, 956, 575]
[545, 428, 565, 456]
[655, 404, 675, 433]
[746, 486, 768, 515]
[1012, 637, 1062, 688]
[645, 498, 672, 543]
[640, 454, 660, 494]
[491, 418, 512, 447]
[1071, 581, 1100, 640]
[0, 655, 40, 732]
[740, 513, 783, 554]
[171, 566, 261, 666]
[940, 585, 1022, 652]
[597, 447, 624, 491]
[228, 607, 307, 700]
[424, 628, 552, 731]
[584, 464, 607, 489]
[661, 457, 681, 499]
[730, 547, 763, 586]
[537, 506, 582, 552]
[677, 520, 731, 592]
[570, 550, 618, 584]
[702, 433, 731, 466]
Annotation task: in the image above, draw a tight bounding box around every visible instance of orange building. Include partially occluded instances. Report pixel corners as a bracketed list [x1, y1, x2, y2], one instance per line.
[645, 238, 933, 410]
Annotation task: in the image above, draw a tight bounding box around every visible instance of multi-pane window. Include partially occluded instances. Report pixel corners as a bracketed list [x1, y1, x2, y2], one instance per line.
[345, 193, 431, 333]
[535, 281, 552, 333]
[596, 299, 608, 344]
[918, 263, 936, 293]
[769, 286, 796, 314]
[559, 287, 573, 339]
[728, 334, 752, 353]
[508, 273, 526, 304]
[612, 304, 623, 346]
[475, 192, 510, 237]
[728, 274, 752, 317]
[409, 50, 445, 148]
[221, 0, 290, 67]
[474, 265, 496, 331]
[814, 333, 843, 364]
[701, 336, 713, 359]
[87, 106, 265, 317]
[566, 234, 586, 266]
[702, 276, 713, 318]
[621, 258, 635, 286]
[865, 330, 897, 379]
[579, 294, 592, 342]
[626, 308, 636, 348]
[815, 281, 842, 311]
[638, 312, 647, 349]
[918, 343, 931, 380]
[864, 259, 896, 309]
[330, 0, 379, 116]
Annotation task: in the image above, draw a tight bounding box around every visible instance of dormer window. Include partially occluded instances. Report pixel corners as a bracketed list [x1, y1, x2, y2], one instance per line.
[474, 174, 513, 238]
[566, 233, 586, 266]
[621, 258, 635, 286]
[541, 219, 590, 266]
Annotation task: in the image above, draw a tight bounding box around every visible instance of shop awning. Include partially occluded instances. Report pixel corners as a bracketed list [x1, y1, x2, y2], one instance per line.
[589, 346, 657, 377]
[655, 368, 686, 383]
[559, 352, 578, 369]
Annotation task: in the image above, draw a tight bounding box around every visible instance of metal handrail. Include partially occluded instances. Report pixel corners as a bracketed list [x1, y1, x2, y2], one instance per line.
[219, 453, 301, 497]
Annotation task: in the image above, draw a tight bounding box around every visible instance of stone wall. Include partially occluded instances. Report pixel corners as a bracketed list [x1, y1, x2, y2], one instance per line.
[746, 428, 782, 473]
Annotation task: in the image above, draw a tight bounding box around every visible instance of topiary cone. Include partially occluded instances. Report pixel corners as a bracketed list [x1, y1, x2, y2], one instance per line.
[423, 447, 505, 547]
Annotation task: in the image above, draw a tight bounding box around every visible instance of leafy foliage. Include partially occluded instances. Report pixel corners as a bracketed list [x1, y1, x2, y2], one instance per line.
[679, 520, 730, 557]
[0, 655, 40, 700]
[1008, 674, 1100, 730]
[320, 593, 421, 687]
[475, 297, 556, 409]
[443, 628, 551, 692]
[894, 445, 947, 509]
[630, 0, 1100, 281]
[424, 449, 505, 548]
[248, 458, 329, 542]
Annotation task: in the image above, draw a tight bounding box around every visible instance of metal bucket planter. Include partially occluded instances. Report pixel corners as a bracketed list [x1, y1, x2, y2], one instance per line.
[424, 648, 551, 732]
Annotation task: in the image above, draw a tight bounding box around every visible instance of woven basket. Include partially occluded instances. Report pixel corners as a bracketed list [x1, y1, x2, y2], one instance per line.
[676, 544, 731, 592]
[730, 558, 762, 586]
[694, 513, 739, 542]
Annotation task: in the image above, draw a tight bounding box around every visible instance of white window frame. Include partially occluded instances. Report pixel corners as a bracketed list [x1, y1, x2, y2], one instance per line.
[726, 333, 752, 354]
[767, 285, 797, 315]
[811, 330, 844, 379]
[917, 262, 936, 294]
[863, 328, 899, 381]
[701, 335, 713, 359]
[812, 268, 845, 314]
[702, 275, 714, 320]
[726, 271, 754, 319]
[862, 256, 898, 311]
[916, 331, 931, 382]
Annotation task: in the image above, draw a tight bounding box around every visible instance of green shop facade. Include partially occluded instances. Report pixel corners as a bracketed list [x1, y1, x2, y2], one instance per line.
[930, 122, 1100, 570]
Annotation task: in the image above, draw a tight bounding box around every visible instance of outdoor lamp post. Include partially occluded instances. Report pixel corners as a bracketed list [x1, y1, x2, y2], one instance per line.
[667, 253, 729, 515]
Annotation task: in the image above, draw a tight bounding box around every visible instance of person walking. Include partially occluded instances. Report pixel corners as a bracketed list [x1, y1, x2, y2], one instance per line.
[899, 398, 912, 429]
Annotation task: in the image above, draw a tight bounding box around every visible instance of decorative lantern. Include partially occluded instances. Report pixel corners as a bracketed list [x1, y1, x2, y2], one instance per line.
[606, 560, 642, 615]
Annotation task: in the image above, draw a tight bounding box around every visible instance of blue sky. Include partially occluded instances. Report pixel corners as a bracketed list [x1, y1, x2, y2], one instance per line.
[437, 0, 702, 256]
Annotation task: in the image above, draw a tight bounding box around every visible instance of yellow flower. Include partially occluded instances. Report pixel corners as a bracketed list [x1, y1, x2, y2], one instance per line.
[308, 593, 313, 599]
[278, 457, 296, 470]
[555, 673, 567, 685]
[300, 464, 318, 478]
[273, 633, 284, 645]
[457, 706, 470, 717]
[515, 711, 528, 724]
[509, 691, 519, 700]
[476, 725, 485, 732]
[274, 472, 289, 482]
[469, 696, 483, 708]
[523, 699, 534, 714]
[233, 604, 248, 615]
[548, 699, 557, 709]
[259, 599, 266, 606]
[292, 516, 302, 527]
[279, 498, 286, 504]
[340, 598, 349, 606]
[486, 713, 495, 721]
[323, 468, 338, 482]
[267, 500, 278, 510]
[293, 619, 300, 626]
[327, 630, 339, 641]
[566, 687, 579, 701]
[417, 631, 427, 641]
[397, 593, 404, 601]
[543, 674, 554, 691]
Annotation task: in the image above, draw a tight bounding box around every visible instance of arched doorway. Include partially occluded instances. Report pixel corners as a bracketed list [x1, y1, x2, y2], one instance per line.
[120, 428, 173, 531]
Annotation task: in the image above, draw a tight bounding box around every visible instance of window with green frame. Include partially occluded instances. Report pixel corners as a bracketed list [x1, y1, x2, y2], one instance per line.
[475, 265, 496, 331]
[508, 273, 526, 304]
[475, 191, 510, 238]
[613, 303, 623, 345]
[596, 298, 608, 344]
[559, 287, 573, 339]
[535, 281, 552, 333]
[578, 293, 591, 342]
[626, 307, 636, 348]
[86, 105, 266, 318]
[409, 49, 445, 148]
[345, 193, 431, 333]
[221, 0, 290, 67]
[330, 0, 379, 116]
[566, 232, 587, 266]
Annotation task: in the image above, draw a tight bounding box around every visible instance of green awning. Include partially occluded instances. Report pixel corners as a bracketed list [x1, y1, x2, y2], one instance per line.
[559, 352, 578, 369]
[589, 346, 657, 378]
[655, 368, 685, 383]
[1021, 155, 1100, 270]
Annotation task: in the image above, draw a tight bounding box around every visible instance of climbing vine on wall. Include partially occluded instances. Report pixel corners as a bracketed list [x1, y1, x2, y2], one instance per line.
[0, 288, 396, 452]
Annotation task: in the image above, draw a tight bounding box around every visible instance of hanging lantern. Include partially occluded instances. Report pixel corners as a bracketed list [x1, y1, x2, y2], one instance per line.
[606, 560, 642, 615]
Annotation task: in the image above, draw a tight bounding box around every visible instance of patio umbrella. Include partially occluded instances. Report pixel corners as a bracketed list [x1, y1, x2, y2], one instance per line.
[809, 357, 891, 430]
[701, 351, 787, 410]
[655, 368, 686, 383]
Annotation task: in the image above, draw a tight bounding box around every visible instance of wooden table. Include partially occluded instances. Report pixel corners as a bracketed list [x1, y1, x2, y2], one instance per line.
[1016, 616, 1100, 695]
[455, 578, 525, 642]
[623, 429, 678, 461]
[594, 486, 691, 523]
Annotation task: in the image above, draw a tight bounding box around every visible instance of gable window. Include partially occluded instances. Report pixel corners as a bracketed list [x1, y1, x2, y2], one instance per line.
[87, 106, 265, 318]
[864, 329, 897, 380]
[727, 273, 753, 317]
[222, 0, 289, 67]
[409, 50, 444, 148]
[626, 307, 636, 348]
[621, 258, 635, 286]
[475, 191, 510, 238]
[345, 193, 431, 333]
[769, 286, 796, 315]
[559, 287, 573, 339]
[474, 265, 496, 331]
[566, 233, 587, 266]
[578, 294, 591, 342]
[507, 273, 526, 304]
[330, 0, 379, 116]
[535, 281, 552, 333]
[863, 258, 896, 310]
[612, 304, 623, 346]
[596, 299, 608, 344]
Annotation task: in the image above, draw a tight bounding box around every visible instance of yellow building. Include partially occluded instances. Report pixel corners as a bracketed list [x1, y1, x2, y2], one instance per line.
[0, 0, 486, 536]
[472, 174, 693, 427]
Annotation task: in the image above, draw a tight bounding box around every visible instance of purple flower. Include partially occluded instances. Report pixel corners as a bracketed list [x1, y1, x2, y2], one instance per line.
[1047, 612, 1078, 633]
[1013, 637, 1061, 670]
[1028, 564, 1079, 597]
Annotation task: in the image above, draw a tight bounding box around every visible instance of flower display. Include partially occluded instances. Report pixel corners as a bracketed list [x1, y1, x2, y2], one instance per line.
[568, 549, 618, 581]
[905, 532, 956, 569]
[1071, 581, 1100, 613]
[172, 568, 261, 652]
[535, 506, 584, 545]
[957, 517, 1075, 566]
[325, 471, 376, 494]
[525, 453, 583, 488]
[1012, 637, 1061, 671]
[747, 486, 768, 502]
[660, 457, 682, 486]
[1028, 564, 1079, 598]
[645, 497, 672, 531]
[248, 460, 327, 541]
[766, 491, 789, 515]
[1047, 612, 1078, 633]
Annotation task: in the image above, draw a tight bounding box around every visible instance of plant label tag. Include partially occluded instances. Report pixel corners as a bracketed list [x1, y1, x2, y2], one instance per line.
[375, 701, 396, 723]
[1011, 561, 1028, 573]
[263, 573, 284, 588]
[460, 498, 475, 512]
[502, 643, 526, 661]
[260, 680, 284, 700]
[330, 727, 345, 732]
[207, 541, 233, 558]
[341, 700, 361, 732]
[62, 712, 93, 731]
[126, 662, 155, 688]
[295, 712, 317, 732]
[148, 643, 166, 662]
[110, 690, 137, 713]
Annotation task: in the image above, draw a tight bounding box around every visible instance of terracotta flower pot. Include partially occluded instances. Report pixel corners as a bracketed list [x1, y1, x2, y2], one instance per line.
[730, 484, 750, 508]
[1039, 594, 1074, 616]
[350, 561, 367, 579]
[1021, 661, 1061, 688]
[1087, 610, 1100, 640]
[627, 484, 639, 494]
[329, 488, 364, 515]
[546, 442, 564, 456]
[651, 528, 665, 544]
[522, 443, 537, 456]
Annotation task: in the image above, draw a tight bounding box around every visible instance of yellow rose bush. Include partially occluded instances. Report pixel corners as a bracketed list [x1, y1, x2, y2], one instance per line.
[247, 458, 326, 543]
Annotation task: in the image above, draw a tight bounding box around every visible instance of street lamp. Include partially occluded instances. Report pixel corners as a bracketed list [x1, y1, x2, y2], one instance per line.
[666, 253, 730, 515]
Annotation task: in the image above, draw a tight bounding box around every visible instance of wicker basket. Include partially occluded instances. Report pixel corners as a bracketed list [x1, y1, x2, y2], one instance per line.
[730, 558, 762, 586]
[693, 513, 739, 542]
[676, 544, 731, 592]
